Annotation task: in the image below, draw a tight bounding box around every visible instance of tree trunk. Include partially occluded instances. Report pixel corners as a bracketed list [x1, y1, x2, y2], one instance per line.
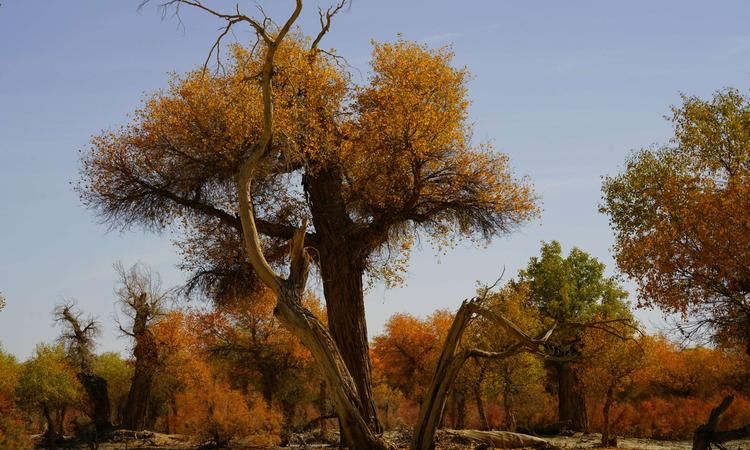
[78, 373, 112, 434]
[122, 333, 157, 431]
[411, 300, 476, 450]
[307, 168, 381, 435]
[692, 395, 750, 450]
[273, 283, 389, 450]
[503, 384, 516, 432]
[317, 381, 329, 432]
[601, 387, 613, 447]
[454, 391, 466, 429]
[556, 362, 588, 432]
[475, 385, 489, 431]
[43, 404, 58, 450]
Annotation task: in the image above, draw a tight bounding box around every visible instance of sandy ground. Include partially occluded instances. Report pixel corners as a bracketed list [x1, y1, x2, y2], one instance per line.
[42, 431, 750, 449]
[547, 433, 750, 450]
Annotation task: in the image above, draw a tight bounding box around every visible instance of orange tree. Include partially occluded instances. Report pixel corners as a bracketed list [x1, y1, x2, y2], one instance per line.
[77, 0, 537, 440]
[601, 88, 750, 355]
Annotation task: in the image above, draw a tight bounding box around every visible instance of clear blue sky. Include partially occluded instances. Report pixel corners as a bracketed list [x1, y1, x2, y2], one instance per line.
[2, 1, 749, 359]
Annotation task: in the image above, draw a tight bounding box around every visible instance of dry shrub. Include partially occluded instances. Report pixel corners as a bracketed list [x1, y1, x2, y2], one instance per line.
[174, 379, 282, 447]
[589, 394, 750, 440]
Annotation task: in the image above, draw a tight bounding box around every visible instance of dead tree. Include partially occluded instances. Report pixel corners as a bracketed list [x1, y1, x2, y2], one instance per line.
[411, 297, 557, 450]
[114, 262, 169, 431]
[55, 302, 112, 434]
[692, 395, 750, 450]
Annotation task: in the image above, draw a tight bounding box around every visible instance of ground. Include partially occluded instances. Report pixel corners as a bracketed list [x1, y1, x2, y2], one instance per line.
[35, 430, 750, 449]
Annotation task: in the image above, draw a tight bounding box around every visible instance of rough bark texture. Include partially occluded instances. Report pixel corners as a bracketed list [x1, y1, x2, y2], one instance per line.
[78, 373, 112, 433]
[307, 168, 381, 434]
[555, 362, 588, 432]
[122, 309, 158, 431]
[274, 283, 389, 450]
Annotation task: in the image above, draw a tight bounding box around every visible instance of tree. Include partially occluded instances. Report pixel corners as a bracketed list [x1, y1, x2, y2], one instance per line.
[78, 1, 538, 438]
[54, 302, 112, 433]
[0, 292, 5, 311]
[479, 283, 548, 432]
[0, 346, 30, 450]
[114, 262, 170, 431]
[517, 241, 632, 432]
[16, 344, 81, 449]
[582, 328, 646, 446]
[371, 311, 451, 404]
[195, 288, 322, 437]
[601, 88, 750, 355]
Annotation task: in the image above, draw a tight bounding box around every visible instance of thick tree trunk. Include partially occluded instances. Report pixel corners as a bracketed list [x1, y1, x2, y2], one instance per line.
[307, 168, 381, 435]
[273, 283, 389, 450]
[319, 253, 380, 432]
[78, 373, 112, 434]
[556, 362, 588, 432]
[122, 333, 157, 431]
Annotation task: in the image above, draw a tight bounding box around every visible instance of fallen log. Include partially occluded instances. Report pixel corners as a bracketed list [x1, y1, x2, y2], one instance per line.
[443, 429, 561, 449]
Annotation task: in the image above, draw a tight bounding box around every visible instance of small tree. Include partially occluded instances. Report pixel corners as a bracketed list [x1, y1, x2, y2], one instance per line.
[517, 241, 632, 432]
[16, 344, 81, 449]
[54, 302, 112, 433]
[582, 329, 646, 446]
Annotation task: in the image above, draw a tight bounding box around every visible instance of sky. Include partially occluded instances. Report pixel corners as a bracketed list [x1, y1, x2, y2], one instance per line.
[2, 1, 750, 360]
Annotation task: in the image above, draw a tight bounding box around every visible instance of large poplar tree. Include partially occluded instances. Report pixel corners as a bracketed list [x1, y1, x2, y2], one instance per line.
[78, 1, 537, 445]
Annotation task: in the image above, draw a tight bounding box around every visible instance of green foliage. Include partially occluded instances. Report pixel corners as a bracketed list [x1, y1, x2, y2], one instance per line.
[92, 352, 133, 423]
[15, 343, 81, 416]
[518, 241, 630, 325]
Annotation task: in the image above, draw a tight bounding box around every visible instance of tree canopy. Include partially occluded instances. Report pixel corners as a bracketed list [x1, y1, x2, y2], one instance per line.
[601, 88, 750, 354]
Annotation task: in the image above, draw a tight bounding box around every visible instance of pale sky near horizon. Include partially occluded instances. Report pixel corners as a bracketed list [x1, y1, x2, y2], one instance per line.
[2, 1, 750, 360]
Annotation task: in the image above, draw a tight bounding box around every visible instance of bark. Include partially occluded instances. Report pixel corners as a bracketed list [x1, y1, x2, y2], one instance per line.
[601, 387, 613, 447]
[273, 283, 389, 450]
[454, 392, 466, 429]
[78, 373, 112, 434]
[122, 326, 157, 431]
[503, 383, 516, 432]
[317, 381, 329, 432]
[307, 167, 381, 434]
[692, 395, 750, 450]
[555, 362, 588, 432]
[43, 404, 58, 450]
[475, 384, 489, 431]
[411, 300, 475, 450]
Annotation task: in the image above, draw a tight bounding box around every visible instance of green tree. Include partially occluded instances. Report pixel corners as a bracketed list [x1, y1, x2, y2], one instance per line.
[516, 241, 632, 432]
[16, 344, 81, 448]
